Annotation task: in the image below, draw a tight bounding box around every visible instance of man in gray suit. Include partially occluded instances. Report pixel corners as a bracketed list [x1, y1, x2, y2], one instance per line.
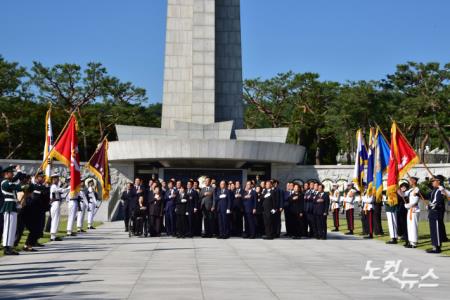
[200, 177, 215, 238]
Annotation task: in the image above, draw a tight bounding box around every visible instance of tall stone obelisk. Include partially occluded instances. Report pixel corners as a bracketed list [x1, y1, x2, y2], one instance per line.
[161, 0, 244, 130]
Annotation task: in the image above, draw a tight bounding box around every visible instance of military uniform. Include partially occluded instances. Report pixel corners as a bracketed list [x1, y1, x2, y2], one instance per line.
[330, 189, 340, 231]
[66, 191, 78, 236]
[77, 188, 88, 232]
[404, 186, 420, 247]
[384, 196, 399, 244]
[50, 178, 69, 241]
[427, 184, 445, 253]
[344, 188, 356, 234]
[1, 166, 26, 254]
[361, 194, 374, 238]
[87, 186, 99, 229]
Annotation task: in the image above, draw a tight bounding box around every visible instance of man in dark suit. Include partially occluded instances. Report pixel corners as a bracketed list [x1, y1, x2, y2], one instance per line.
[262, 180, 278, 240]
[313, 183, 330, 240]
[231, 181, 244, 237]
[200, 177, 215, 238]
[212, 180, 232, 239]
[121, 183, 136, 232]
[242, 181, 256, 239]
[164, 180, 178, 236]
[186, 180, 199, 237]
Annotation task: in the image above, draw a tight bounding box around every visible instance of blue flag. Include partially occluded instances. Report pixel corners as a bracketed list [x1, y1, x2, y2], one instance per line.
[374, 128, 391, 202]
[353, 129, 368, 192]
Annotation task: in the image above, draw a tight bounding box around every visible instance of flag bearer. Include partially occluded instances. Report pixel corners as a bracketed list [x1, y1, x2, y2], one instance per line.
[50, 173, 69, 241]
[403, 177, 420, 248]
[426, 176, 446, 254]
[330, 184, 340, 232]
[344, 183, 356, 235]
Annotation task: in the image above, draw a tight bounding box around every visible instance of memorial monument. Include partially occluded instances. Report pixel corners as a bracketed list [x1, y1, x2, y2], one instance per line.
[108, 0, 306, 183]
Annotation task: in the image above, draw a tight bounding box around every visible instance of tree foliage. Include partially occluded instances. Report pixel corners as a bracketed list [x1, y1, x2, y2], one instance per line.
[243, 63, 450, 164]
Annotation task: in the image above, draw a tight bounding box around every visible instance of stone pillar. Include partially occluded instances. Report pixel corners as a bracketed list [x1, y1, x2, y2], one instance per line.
[161, 0, 244, 129]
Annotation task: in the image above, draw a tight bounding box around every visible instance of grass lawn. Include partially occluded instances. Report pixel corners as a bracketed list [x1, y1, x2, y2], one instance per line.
[0, 216, 102, 257]
[328, 214, 450, 256]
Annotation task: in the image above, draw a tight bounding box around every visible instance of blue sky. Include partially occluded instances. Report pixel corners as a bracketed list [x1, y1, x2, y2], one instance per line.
[1, 0, 449, 103]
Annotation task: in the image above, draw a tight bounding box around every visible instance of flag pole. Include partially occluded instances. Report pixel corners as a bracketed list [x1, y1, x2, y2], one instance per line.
[35, 112, 75, 176]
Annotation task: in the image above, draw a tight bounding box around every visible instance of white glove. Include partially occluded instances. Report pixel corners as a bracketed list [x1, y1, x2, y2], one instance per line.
[181, 199, 187, 203]
[226, 209, 231, 214]
[270, 209, 276, 214]
[185, 212, 189, 216]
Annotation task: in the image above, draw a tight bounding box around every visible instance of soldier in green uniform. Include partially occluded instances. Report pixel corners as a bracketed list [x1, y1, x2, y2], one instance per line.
[1, 165, 27, 255]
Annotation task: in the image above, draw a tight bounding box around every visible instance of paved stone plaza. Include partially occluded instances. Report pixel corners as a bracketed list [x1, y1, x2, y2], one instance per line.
[0, 222, 449, 299]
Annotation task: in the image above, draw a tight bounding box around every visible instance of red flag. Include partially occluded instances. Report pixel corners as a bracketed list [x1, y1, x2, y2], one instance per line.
[44, 114, 81, 197]
[86, 138, 111, 200]
[387, 122, 419, 206]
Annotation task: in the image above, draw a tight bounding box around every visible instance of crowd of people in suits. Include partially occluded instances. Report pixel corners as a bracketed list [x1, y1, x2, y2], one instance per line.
[0, 165, 100, 255]
[121, 174, 449, 254]
[121, 176, 331, 240]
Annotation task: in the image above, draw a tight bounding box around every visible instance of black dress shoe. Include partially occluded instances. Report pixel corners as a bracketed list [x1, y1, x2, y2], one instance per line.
[345, 231, 354, 235]
[23, 246, 38, 252]
[331, 228, 339, 232]
[51, 237, 63, 242]
[426, 248, 441, 254]
[88, 226, 96, 230]
[386, 239, 398, 244]
[262, 236, 274, 240]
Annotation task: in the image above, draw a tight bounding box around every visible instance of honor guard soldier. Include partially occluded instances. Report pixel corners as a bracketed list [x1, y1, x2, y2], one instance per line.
[403, 177, 420, 248]
[242, 181, 256, 239]
[385, 188, 399, 244]
[213, 181, 232, 239]
[76, 181, 88, 233]
[426, 176, 446, 254]
[86, 178, 99, 230]
[1, 166, 27, 255]
[361, 192, 374, 239]
[397, 182, 409, 242]
[330, 184, 340, 232]
[66, 176, 78, 236]
[344, 183, 356, 235]
[49, 173, 69, 242]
